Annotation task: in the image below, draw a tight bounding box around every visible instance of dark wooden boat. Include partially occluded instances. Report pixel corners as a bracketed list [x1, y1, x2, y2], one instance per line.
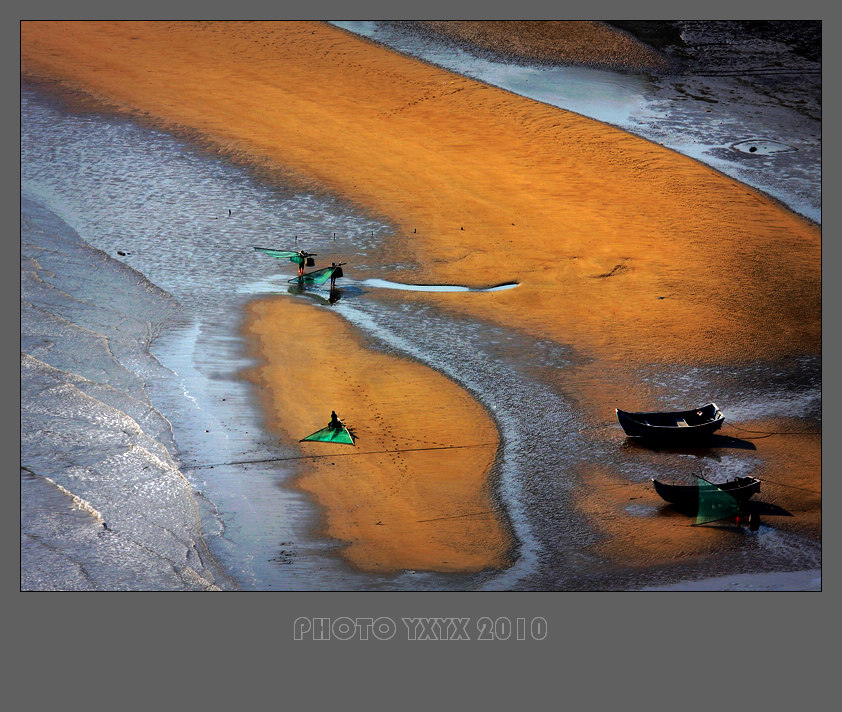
[616, 403, 724, 440]
[652, 476, 761, 507]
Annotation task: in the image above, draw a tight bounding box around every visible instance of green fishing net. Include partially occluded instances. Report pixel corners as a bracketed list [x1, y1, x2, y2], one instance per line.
[695, 476, 741, 525]
[300, 425, 355, 445]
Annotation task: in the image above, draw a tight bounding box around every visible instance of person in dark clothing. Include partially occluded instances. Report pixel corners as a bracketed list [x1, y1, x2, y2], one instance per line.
[328, 410, 341, 430]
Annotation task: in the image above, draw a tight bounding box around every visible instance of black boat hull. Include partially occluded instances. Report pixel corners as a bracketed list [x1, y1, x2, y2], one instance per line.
[616, 403, 724, 441]
[652, 477, 761, 507]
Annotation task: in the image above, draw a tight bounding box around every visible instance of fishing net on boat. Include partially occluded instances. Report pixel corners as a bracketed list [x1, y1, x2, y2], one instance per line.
[695, 477, 741, 525]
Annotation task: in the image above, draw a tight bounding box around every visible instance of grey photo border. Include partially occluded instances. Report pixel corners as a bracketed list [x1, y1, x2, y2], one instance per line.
[7, 0, 833, 701]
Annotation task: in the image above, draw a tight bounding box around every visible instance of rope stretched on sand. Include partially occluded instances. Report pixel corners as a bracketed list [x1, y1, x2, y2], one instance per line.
[181, 442, 498, 471]
[723, 422, 820, 438]
[416, 509, 501, 523]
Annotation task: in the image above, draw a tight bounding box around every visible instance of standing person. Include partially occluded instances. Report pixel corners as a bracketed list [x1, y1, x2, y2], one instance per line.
[328, 410, 341, 430]
[329, 262, 344, 290]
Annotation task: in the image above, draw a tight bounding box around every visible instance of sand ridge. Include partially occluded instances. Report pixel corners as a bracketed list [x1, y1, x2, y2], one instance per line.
[418, 20, 671, 70]
[242, 297, 510, 573]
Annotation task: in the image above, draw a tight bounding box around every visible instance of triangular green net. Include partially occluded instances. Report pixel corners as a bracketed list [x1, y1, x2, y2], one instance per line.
[254, 247, 299, 260]
[695, 476, 741, 525]
[289, 266, 335, 285]
[300, 425, 355, 445]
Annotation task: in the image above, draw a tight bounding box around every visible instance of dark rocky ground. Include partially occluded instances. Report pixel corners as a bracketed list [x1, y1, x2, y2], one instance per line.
[621, 21, 821, 222]
[612, 21, 821, 121]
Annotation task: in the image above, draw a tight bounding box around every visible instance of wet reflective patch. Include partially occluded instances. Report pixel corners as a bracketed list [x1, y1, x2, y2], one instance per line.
[731, 138, 796, 155]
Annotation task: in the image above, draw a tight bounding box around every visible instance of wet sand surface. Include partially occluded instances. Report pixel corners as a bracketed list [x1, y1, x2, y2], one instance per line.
[243, 296, 510, 573]
[21, 21, 821, 588]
